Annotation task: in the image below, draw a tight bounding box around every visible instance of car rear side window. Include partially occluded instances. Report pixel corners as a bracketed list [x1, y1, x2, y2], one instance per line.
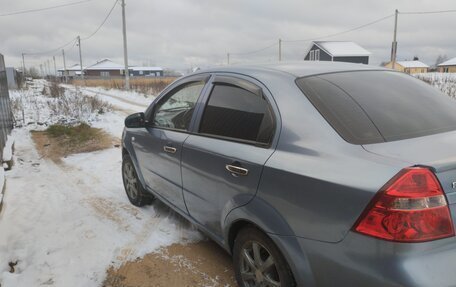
[199, 84, 274, 145]
[297, 71, 456, 144]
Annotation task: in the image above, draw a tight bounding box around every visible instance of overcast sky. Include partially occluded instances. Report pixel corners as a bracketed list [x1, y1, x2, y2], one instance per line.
[1, 0, 455, 72]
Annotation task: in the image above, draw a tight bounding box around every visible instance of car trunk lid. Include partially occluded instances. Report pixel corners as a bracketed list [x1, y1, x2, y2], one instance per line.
[363, 130, 456, 204]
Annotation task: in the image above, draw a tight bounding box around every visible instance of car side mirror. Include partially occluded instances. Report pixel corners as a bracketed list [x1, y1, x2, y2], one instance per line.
[125, 112, 146, 128]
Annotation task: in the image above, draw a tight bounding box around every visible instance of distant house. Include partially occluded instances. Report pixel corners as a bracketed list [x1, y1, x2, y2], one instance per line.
[384, 60, 429, 74]
[59, 60, 165, 78]
[85, 59, 125, 77]
[58, 64, 83, 77]
[304, 41, 370, 64]
[438, 57, 456, 73]
[130, 66, 163, 77]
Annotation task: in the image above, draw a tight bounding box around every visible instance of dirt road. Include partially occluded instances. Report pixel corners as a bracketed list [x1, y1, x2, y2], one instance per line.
[104, 241, 236, 287]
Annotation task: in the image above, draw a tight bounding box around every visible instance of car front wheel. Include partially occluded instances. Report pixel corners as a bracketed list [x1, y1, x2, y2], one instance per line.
[122, 153, 154, 207]
[233, 227, 295, 287]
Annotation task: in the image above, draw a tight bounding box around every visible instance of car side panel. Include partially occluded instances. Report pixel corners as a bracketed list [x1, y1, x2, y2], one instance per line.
[223, 197, 316, 286]
[132, 127, 189, 212]
[122, 128, 148, 191]
[257, 146, 404, 243]
[182, 135, 274, 237]
[235, 71, 407, 243]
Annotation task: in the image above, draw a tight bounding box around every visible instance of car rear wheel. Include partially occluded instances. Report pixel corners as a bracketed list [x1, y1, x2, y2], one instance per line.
[233, 227, 295, 287]
[122, 153, 154, 207]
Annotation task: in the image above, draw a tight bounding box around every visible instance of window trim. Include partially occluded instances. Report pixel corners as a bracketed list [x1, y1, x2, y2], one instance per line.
[196, 77, 277, 148]
[146, 74, 210, 132]
[310, 50, 315, 61]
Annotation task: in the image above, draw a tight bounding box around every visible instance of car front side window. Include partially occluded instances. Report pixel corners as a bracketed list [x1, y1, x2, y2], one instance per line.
[152, 81, 205, 131]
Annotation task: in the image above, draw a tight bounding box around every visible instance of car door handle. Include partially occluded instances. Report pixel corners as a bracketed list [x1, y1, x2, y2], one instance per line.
[225, 164, 249, 176]
[163, 146, 177, 154]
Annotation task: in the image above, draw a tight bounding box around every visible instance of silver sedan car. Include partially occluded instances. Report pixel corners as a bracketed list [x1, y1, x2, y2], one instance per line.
[122, 62, 456, 287]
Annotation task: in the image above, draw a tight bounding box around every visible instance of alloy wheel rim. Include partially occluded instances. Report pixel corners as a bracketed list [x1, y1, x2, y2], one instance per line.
[123, 162, 139, 199]
[240, 241, 281, 287]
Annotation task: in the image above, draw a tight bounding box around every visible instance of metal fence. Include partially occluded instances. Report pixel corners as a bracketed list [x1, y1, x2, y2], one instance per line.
[0, 53, 14, 159]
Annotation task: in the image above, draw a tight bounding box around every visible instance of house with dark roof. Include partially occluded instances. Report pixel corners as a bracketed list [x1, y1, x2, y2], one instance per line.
[304, 41, 370, 64]
[58, 60, 164, 77]
[130, 66, 163, 77]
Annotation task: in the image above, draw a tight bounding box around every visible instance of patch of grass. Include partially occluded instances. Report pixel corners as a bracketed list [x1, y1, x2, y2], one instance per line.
[47, 93, 112, 120]
[32, 123, 118, 163]
[72, 77, 176, 95]
[49, 81, 65, 98]
[47, 123, 99, 145]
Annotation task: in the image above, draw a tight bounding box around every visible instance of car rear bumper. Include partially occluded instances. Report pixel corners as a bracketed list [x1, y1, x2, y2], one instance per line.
[270, 231, 456, 287]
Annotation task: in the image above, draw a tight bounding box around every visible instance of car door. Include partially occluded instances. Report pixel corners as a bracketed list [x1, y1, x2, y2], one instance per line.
[181, 75, 279, 238]
[132, 75, 209, 212]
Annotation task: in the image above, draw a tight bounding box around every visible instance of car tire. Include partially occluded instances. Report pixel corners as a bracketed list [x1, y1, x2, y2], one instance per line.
[122, 153, 154, 207]
[233, 226, 295, 287]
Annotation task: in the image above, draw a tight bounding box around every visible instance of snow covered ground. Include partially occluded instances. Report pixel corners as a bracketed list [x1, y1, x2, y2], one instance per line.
[75, 86, 155, 107]
[415, 72, 456, 98]
[0, 81, 202, 287]
[62, 85, 154, 115]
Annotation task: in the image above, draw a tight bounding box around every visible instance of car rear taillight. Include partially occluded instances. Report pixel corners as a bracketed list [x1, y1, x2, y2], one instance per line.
[354, 167, 455, 242]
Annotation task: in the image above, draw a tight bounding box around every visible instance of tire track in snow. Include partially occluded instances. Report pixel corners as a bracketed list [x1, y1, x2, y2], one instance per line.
[62, 85, 149, 115]
[60, 151, 202, 264]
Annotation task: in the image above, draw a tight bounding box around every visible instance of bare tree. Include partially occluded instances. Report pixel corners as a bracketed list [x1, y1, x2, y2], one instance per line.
[435, 55, 448, 67]
[27, 67, 40, 79]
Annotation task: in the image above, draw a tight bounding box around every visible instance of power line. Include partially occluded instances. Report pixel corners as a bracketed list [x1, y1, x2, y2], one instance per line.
[400, 9, 456, 15]
[24, 37, 77, 56]
[230, 42, 278, 56]
[81, 0, 119, 41]
[230, 8, 456, 56]
[283, 13, 394, 43]
[229, 13, 393, 57]
[22, 0, 117, 56]
[0, 0, 93, 17]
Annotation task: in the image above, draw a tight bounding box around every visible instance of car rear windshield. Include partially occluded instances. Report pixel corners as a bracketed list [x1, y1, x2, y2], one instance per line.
[296, 71, 456, 144]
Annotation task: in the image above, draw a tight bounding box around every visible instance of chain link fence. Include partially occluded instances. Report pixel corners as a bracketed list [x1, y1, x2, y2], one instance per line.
[0, 53, 14, 159]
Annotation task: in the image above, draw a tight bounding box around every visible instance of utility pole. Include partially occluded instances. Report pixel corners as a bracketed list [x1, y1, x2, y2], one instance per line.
[39, 64, 44, 78]
[279, 39, 282, 62]
[77, 36, 84, 80]
[391, 9, 399, 70]
[46, 60, 51, 77]
[121, 0, 130, 90]
[46, 60, 52, 76]
[62, 49, 67, 83]
[53, 56, 57, 77]
[227, 53, 230, 65]
[21, 53, 26, 78]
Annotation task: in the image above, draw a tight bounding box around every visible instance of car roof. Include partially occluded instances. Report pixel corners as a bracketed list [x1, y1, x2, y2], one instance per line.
[197, 61, 388, 79]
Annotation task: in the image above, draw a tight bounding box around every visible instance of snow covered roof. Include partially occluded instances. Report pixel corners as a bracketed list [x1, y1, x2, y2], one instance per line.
[438, 57, 456, 67]
[130, 66, 163, 71]
[313, 41, 371, 57]
[85, 59, 124, 70]
[59, 61, 165, 72]
[396, 60, 429, 68]
[58, 64, 84, 71]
